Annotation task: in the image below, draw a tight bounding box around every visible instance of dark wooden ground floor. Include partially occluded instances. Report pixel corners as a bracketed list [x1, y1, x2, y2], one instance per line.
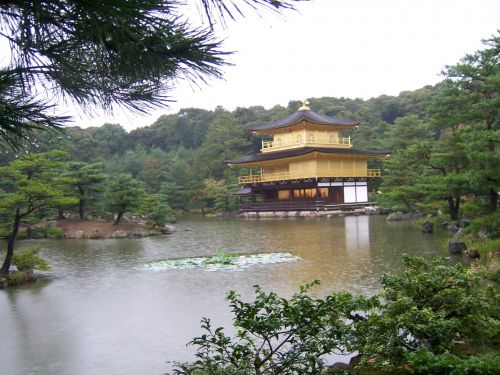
[236, 178, 374, 212]
[239, 201, 375, 212]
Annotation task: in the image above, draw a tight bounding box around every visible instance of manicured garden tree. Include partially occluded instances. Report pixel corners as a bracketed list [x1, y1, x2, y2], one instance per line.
[65, 162, 105, 220]
[104, 174, 146, 225]
[0, 151, 77, 275]
[214, 184, 239, 212]
[138, 193, 173, 228]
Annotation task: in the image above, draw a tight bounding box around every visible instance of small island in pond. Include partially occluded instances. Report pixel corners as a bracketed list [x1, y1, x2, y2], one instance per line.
[23, 219, 176, 240]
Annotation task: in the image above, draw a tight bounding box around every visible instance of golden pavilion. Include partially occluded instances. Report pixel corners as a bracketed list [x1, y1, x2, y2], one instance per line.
[227, 102, 390, 211]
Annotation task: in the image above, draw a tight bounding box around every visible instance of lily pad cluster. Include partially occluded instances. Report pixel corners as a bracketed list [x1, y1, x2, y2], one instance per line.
[140, 252, 301, 272]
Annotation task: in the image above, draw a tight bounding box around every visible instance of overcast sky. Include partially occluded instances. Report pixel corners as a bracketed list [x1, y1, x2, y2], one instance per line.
[4, 0, 500, 131]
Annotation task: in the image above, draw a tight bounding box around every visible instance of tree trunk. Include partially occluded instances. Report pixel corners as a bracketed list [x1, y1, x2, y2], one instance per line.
[79, 187, 85, 220]
[486, 120, 496, 212]
[113, 212, 123, 225]
[57, 209, 65, 220]
[490, 187, 497, 213]
[1, 209, 21, 275]
[79, 199, 85, 220]
[447, 196, 460, 221]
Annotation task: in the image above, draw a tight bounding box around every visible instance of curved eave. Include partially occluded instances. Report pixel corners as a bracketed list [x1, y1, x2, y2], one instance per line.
[250, 110, 359, 133]
[226, 147, 391, 167]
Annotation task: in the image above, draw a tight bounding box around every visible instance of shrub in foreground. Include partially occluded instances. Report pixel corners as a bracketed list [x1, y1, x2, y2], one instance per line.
[172, 256, 499, 375]
[172, 281, 367, 375]
[354, 256, 499, 373]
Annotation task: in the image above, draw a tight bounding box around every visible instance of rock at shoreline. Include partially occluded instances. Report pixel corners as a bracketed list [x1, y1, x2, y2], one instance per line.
[449, 241, 467, 254]
[460, 218, 472, 228]
[111, 230, 127, 238]
[89, 228, 103, 239]
[465, 249, 480, 259]
[386, 212, 404, 221]
[130, 228, 146, 238]
[449, 228, 468, 254]
[446, 221, 460, 234]
[23, 220, 177, 240]
[422, 221, 434, 233]
[364, 206, 381, 215]
[386, 212, 423, 221]
[161, 225, 176, 234]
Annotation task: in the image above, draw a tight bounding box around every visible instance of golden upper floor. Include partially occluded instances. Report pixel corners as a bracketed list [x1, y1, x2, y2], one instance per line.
[251, 105, 359, 153]
[260, 128, 352, 152]
[226, 105, 391, 183]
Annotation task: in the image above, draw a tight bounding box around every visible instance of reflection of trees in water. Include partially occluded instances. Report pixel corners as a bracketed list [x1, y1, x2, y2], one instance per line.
[3, 278, 77, 375]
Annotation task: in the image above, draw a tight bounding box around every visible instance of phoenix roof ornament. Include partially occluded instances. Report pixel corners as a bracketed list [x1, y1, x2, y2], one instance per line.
[298, 100, 310, 111]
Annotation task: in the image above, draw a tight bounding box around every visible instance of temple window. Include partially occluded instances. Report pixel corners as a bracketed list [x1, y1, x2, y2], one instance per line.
[293, 188, 316, 199]
[277, 190, 290, 200]
[319, 188, 329, 198]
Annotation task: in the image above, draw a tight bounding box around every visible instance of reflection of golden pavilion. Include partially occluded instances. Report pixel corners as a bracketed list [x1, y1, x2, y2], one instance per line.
[227, 102, 390, 211]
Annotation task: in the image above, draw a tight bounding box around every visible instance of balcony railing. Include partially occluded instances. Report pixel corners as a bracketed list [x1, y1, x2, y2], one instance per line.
[238, 168, 381, 184]
[261, 137, 351, 152]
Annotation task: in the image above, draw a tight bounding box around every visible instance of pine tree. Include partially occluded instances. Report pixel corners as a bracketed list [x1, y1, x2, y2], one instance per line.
[0, 151, 77, 274]
[0, 0, 304, 148]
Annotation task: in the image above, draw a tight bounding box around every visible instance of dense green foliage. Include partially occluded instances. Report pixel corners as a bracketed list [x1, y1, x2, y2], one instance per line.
[12, 246, 50, 272]
[354, 256, 499, 373]
[104, 174, 146, 225]
[0, 85, 443, 212]
[173, 257, 499, 375]
[377, 34, 499, 219]
[0, 151, 77, 274]
[1, 40, 496, 218]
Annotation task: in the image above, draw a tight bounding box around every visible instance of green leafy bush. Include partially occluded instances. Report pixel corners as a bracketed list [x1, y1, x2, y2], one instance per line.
[214, 186, 238, 212]
[464, 213, 500, 239]
[172, 282, 366, 375]
[459, 200, 489, 218]
[413, 215, 449, 230]
[33, 226, 65, 239]
[354, 256, 499, 372]
[12, 246, 50, 271]
[465, 238, 500, 259]
[173, 256, 500, 374]
[407, 351, 500, 375]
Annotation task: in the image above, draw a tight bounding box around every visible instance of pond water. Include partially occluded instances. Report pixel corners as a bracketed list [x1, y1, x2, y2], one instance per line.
[0, 215, 448, 375]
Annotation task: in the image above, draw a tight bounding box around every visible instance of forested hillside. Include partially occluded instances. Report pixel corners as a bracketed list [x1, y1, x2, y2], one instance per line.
[0, 85, 439, 212]
[0, 33, 498, 223]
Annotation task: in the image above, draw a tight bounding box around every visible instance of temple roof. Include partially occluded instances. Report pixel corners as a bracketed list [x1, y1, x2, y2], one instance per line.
[250, 110, 359, 132]
[226, 147, 391, 165]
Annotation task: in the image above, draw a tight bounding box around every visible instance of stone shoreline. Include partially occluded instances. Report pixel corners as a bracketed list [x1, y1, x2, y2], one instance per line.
[234, 206, 380, 219]
[18, 220, 176, 240]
